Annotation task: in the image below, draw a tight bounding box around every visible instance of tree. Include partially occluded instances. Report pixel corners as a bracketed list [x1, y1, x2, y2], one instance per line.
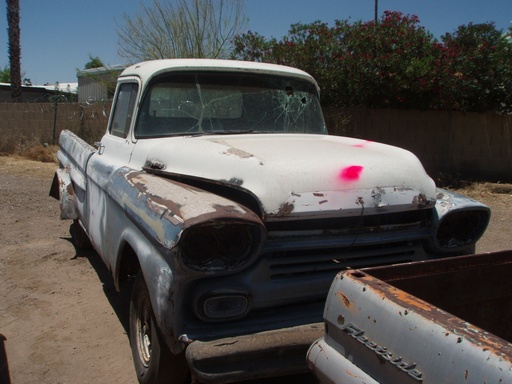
[6, 0, 21, 101]
[233, 11, 438, 108]
[233, 12, 512, 113]
[84, 54, 104, 69]
[116, 0, 247, 61]
[0, 64, 10, 82]
[440, 22, 512, 113]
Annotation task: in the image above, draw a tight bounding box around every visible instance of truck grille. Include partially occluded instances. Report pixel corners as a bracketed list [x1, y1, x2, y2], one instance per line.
[267, 241, 419, 280]
[263, 209, 432, 279]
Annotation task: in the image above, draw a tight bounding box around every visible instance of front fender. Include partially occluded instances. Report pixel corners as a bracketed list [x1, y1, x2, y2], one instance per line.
[107, 167, 264, 353]
[108, 167, 263, 251]
[432, 188, 491, 252]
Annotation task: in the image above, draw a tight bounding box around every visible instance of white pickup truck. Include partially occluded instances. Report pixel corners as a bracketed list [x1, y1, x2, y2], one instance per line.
[50, 59, 490, 384]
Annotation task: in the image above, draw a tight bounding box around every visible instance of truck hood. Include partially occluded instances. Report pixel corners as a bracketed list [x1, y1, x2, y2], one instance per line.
[141, 134, 436, 219]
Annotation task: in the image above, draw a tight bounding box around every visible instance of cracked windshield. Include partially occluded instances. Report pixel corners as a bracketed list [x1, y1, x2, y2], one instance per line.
[135, 72, 326, 137]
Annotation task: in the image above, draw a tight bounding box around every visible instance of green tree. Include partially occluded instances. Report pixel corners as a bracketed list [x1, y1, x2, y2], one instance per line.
[6, 0, 21, 101]
[233, 12, 512, 113]
[233, 11, 438, 108]
[440, 22, 512, 113]
[117, 0, 247, 61]
[84, 54, 104, 69]
[0, 64, 10, 82]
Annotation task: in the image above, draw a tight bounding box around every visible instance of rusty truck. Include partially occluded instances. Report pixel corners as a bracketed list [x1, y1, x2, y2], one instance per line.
[50, 59, 490, 383]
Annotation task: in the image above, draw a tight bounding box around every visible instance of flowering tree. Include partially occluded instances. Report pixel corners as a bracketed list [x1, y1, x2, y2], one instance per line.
[232, 12, 512, 113]
[233, 12, 438, 108]
[440, 22, 512, 113]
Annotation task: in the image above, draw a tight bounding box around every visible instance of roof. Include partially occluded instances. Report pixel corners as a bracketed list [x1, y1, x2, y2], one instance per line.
[0, 82, 77, 94]
[119, 59, 319, 89]
[76, 64, 128, 78]
[42, 83, 78, 93]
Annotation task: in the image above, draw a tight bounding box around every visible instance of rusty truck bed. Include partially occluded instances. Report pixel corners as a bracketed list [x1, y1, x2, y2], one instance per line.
[308, 250, 512, 383]
[365, 250, 512, 343]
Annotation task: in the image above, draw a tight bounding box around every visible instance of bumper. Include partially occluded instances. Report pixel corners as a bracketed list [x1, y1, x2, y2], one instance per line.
[185, 323, 323, 383]
[307, 338, 378, 384]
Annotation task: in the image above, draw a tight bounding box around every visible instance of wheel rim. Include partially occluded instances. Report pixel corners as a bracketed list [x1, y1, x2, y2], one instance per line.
[136, 296, 152, 367]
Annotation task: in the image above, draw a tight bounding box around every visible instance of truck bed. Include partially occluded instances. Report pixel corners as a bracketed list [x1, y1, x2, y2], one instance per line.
[308, 250, 512, 384]
[366, 250, 512, 343]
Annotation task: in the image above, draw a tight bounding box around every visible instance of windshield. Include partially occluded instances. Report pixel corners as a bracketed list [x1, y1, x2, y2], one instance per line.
[135, 71, 326, 137]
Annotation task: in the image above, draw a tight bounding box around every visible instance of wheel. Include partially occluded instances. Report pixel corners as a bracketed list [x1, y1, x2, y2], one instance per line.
[70, 219, 92, 250]
[129, 273, 189, 384]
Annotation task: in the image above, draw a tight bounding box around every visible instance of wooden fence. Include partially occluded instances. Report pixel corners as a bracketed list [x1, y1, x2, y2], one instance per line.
[1, 102, 511, 182]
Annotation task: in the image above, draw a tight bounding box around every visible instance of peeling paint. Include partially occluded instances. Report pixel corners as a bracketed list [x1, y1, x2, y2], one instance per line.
[224, 148, 254, 159]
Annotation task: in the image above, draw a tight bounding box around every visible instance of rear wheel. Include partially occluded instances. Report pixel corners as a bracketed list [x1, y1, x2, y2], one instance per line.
[129, 273, 188, 384]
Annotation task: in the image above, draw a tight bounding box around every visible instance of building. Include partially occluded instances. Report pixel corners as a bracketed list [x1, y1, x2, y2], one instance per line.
[77, 65, 126, 103]
[0, 82, 77, 102]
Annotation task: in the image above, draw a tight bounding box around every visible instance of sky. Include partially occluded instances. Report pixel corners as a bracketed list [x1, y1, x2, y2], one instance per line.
[0, 0, 512, 85]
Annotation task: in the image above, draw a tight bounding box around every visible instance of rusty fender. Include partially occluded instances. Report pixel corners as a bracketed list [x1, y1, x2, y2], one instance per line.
[49, 168, 78, 219]
[107, 167, 263, 251]
[49, 130, 97, 219]
[57, 130, 97, 174]
[106, 167, 264, 353]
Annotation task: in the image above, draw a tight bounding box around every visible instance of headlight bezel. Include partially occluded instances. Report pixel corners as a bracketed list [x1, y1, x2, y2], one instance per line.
[179, 221, 264, 273]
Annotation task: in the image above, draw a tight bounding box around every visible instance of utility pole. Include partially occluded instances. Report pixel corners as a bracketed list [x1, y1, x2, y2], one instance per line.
[374, 0, 378, 22]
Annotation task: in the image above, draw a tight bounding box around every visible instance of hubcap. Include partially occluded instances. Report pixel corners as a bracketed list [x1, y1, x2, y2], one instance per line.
[137, 296, 152, 367]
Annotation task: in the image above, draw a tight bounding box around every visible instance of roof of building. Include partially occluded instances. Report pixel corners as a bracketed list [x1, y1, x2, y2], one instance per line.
[76, 64, 128, 78]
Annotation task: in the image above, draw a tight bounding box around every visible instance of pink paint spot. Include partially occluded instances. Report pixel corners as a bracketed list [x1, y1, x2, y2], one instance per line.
[353, 140, 373, 148]
[339, 165, 363, 181]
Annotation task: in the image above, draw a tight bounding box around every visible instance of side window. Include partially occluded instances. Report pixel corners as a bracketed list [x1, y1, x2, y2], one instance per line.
[110, 83, 139, 138]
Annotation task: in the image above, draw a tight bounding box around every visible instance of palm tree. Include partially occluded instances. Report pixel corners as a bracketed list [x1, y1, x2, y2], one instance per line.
[6, 0, 21, 101]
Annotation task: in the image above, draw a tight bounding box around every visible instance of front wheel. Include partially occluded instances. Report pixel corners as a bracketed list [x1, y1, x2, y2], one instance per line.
[129, 273, 188, 384]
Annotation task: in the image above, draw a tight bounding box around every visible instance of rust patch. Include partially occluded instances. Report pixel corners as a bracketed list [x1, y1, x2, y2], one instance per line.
[385, 284, 432, 312]
[343, 269, 512, 363]
[277, 202, 294, 215]
[124, 169, 262, 229]
[336, 291, 351, 308]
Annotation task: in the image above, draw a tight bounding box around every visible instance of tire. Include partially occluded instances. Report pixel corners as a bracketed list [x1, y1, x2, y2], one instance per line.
[70, 219, 92, 250]
[129, 273, 189, 384]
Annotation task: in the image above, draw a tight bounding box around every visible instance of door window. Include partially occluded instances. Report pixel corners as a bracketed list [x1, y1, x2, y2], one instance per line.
[110, 83, 139, 138]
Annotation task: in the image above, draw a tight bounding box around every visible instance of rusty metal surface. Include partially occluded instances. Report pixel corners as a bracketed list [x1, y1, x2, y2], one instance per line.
[49, 169, 78, 219]
[186, 323, 323, 383]
[108, 167, 263, 250]
[309, 252, 512, 383]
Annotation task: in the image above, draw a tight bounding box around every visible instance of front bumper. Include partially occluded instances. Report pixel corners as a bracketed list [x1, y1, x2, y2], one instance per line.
[185, 323, 323, 383]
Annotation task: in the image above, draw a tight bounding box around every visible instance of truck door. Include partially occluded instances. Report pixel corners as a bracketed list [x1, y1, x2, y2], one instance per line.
[85, 80, 139, 259]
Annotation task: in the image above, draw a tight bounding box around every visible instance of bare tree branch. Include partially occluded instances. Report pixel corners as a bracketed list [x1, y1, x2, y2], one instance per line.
[116, 0, 247, 62]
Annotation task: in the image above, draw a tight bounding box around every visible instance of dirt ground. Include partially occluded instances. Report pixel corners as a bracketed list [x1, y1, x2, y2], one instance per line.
[1, 155, 511, 384]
